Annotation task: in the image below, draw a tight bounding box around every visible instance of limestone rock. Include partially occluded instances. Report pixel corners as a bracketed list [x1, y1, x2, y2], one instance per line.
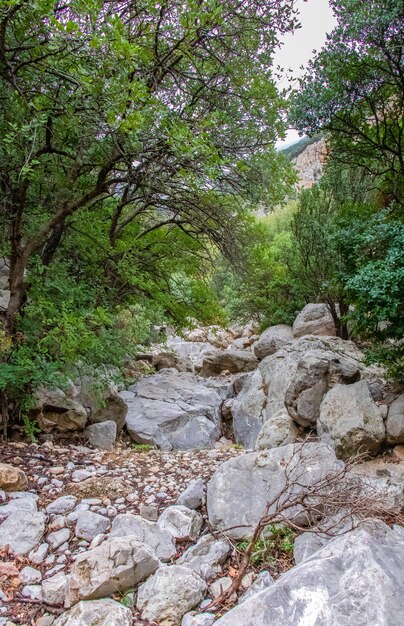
[200, 350, 258, 377]
[256, 409, 299, 450]
[232, 335, 376, 448]
[254, 325, 293, 360]
[215, 524, 404, 626]
[68, 537, 159, 604]
[386, 393, 404, 444]
[75, 511, 111, 542]
[157, 505, 202, 541]
[42, 572, 69, 606]
[53, 599, 132, 626]
[84, 421, 117, 451]
[0, 506, 46, 555]
[46, 496, 77, 515]
[318, 380, 386, 459]
[177, 534, 231, 580]
[110, 513, 176, 561]
[292, 303, 336, 338]
[207, 442, 343, 539]
[34, 387, 88, 432]
[177, 479, 206, 510]
[0, 464, 28, 491]
[137, 565, 207, 625]
[77, 377, 128, 432]
[122, 370, 222, 450]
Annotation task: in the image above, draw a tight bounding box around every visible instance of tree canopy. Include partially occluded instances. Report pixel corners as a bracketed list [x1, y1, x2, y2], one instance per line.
[290, 0, 404, 204]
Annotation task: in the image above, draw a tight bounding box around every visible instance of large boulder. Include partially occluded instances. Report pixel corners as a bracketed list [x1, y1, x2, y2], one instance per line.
[254, 325, 293, 360]
[318, 380, 386, 459]
[53, 599, 132, 626]
[207, 442, 343, 539]
[0, 464, 28, 491]
[256, 409, 299, 450]
[231, 336, 373, 448]
[84, 421, 117, 451]
[76, 376, 127, 432]
[200, 350, 258, 377]
[215, 523, 404, 626]
[67, 537, 159, 604]
[177, 534, 231, 580]
[110, 513, 176, 561]
[137, 565, 207, 625]
[386, 393, 404, 444]
[292, 303, 336, 337]
[34, 387, 88, 432]
[121, 370, 222, 450]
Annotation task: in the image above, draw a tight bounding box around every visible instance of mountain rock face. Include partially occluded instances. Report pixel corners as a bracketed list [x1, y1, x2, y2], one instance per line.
[290, 137, 327, 188]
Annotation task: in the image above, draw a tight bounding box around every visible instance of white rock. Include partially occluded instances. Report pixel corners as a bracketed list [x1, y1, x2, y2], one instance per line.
[47, 528, 70, 550]
[177, 479, 206, 510]
[0, 509, 46, 555]
[157, 505, 202, 540]
[75, 511, 111, 541]
[68, 537, 159, 604]
[110, 513, 176, 561]
[20, 566, 42, 584]
[177, 534, 231, 580]
[137, 565, 207, 625]
[46, 496, 77, 515]
[21, 584, 43, 601]
[42, 572, 69, 606]
[30, 542, 49, 564]
[53, 599, 132, 626]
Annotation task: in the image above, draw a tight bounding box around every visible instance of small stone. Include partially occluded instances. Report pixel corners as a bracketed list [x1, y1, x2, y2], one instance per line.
[47, 528, 70, 550]
[21, 584, 43, 601]
[177, 479, 205, 510]
[30, 543, 49, 564]
[139, 503, 159, 521]
[20, 566, 42, 584]
[0, 463, 28, 492]
[157, 505, 202, 540]
[71, 469, 92, 482]
[49, 467, 65, 476]
[46, 496, 77, 515]
[209, 576, 236, 601]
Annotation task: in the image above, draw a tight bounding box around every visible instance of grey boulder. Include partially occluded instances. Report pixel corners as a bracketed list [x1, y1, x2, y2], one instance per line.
[177, 479, 206, 510]
[318, 380, 386, 459]
[256, 409, 299, 449]
[177, 534, 231, 580]
[34, 387, 88, 432]
[232, 336, 373, 448]
[110, 513, 176, 561]
[137, 565, 207, 625]
[68, 537, 159, 604]
[53, 599, 132, 626]
[386, 393, 404, 444]
[292, 303, 336, 338]
[254, 325, 293, 360]
[122, 370, 222, 450]
[200, 350, 258, 377]
[157, 505, 202, 540]
[207, 442, 343, 539]
[84, 421, 117, 451]
[215, 523, 404, 626]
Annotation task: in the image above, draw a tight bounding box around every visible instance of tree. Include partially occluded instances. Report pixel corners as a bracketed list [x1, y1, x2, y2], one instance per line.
[290, 0, 404, 204]
[0, 0, 297, 336]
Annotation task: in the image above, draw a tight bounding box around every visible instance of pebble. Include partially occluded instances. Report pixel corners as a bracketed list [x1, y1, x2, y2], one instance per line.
[20, 566, 42, 584]
[47, 528, 70, 550]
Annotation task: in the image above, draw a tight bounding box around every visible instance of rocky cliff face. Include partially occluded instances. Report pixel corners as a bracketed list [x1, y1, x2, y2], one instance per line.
[292, 136, 327, 188]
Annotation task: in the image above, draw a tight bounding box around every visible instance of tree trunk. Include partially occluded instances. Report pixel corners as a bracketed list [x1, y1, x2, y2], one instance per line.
[327, 297, 349, 340]
[5, 248, 27, 336]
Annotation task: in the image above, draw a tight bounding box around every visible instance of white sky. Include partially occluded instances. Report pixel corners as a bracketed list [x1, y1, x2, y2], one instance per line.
[274, 0, 337, 147]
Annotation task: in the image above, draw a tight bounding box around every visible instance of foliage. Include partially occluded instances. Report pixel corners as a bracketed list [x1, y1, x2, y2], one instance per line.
[131, 443, 154, 453]
[237, 524, 295, 569]
[22, 415, 41, 443]
[290, 0, 404, 204]
[212, 202, 305, 328]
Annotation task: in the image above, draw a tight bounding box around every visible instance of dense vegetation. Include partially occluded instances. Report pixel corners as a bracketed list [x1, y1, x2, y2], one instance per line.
[0, 0, 403, 431]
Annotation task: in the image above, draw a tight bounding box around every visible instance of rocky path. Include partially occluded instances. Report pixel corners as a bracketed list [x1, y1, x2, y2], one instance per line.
[0, 439, 243, 625]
